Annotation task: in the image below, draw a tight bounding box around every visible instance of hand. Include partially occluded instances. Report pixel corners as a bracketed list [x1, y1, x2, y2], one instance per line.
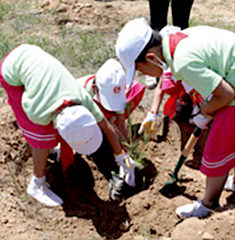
[189, 106, 212, 129]
[115, 150, 137, 171]
[138, 111, 158, 137]
[115, 151, 139, 187]
[119, 165, 135, 187]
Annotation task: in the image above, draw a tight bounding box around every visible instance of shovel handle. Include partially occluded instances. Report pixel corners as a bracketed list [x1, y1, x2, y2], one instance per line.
[172, 127, 201, 182]
[182, 127, 201, 157]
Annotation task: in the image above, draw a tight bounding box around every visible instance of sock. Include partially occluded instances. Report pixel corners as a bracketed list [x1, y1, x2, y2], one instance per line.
[32, 175, 46, 185]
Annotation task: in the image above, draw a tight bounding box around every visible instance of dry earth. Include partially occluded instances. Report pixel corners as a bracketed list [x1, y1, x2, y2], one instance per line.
[0, 0, 235, 240]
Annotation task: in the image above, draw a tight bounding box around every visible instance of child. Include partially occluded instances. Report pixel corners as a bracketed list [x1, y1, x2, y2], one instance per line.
[138, 26, 195, 137]
[140, 26, 207, 165]
[115, 18, 235, 218]
[0, 44, 136, 207]
[77, 58, 146, 144]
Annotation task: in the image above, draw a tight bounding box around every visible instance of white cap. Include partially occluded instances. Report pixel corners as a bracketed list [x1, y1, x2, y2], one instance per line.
[115, 18, 152, 86]
[95, 58, 126, 112]
[159, 25, 181, 37]
[55, 105, 103, 155]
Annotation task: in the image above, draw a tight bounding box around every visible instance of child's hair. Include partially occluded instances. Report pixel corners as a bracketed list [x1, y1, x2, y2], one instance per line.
[135, 30, 162, 63]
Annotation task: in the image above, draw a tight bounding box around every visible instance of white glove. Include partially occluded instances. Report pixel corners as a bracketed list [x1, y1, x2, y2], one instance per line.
[138, 111, 158, 137]
[189, 106, 212, 129]
[119, 165, 135, 187]
[115, 151, 138, 187]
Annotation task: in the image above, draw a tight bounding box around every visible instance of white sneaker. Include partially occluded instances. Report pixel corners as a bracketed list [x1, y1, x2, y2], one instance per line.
[145, 76, 157, 89]
[224, 175, 235, 191]
[175, 200, 211, 219]
[27, 176, 63, 207]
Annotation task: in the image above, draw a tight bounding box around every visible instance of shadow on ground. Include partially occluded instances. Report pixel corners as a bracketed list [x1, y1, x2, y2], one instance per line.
[46, 134, 157, 239]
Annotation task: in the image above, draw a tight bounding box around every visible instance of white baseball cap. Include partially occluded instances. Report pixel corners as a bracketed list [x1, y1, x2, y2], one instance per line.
[115, 18, 152, 86]
[95, 58, 126, 112]
[55, 105, 103, 155]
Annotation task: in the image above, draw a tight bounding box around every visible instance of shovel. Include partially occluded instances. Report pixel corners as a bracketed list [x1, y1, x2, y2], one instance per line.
[160, 126, 201, 195]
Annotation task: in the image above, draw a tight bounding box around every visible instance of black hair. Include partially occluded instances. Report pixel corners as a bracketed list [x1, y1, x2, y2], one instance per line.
[135, 30, 162, 63]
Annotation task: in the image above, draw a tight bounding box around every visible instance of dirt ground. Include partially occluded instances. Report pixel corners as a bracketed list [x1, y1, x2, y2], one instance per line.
[0, 1, 234, 240]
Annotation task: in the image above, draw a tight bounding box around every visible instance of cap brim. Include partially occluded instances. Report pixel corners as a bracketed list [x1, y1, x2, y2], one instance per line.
[99, 92, 126, 112]
[125, 63, 135, 88]
[74, 124, 103, 155]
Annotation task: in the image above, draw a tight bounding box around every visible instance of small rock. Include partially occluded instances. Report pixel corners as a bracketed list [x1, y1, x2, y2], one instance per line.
[65, 22, 73, 29]
[84, 3, 92, 8]
[34, 225, 43, 231]
[56, 5, 67, 13]
[202, 232, 214, 240]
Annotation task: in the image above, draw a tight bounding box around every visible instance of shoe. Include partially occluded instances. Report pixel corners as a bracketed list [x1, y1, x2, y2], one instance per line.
[27, 176, 63, 207]
[145, 76, 158, 89]
[175, 200, 212, 219]
[224, 175, 235, 191]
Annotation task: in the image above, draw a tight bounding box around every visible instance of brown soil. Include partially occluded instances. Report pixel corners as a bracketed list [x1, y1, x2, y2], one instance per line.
[0, 1, 234, 240]
[0, 102, 234, 240]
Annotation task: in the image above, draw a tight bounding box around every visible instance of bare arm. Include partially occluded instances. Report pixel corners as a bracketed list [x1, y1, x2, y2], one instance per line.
[150, 77, 164, 113]
[98, 117, 122, 155]
[116, 113, 130, 143]
[201, 79, 235, 114]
